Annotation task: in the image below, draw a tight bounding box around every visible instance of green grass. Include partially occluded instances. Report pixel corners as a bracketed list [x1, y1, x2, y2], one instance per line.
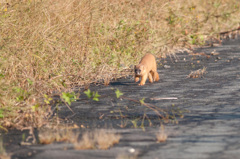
[0, 0, 240, 129]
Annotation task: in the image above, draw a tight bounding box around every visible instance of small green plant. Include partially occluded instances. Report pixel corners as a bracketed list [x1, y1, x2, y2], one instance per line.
[115, 89, 123, 98]
[0, 109, 3, 118]
[0, 125, 7, 132]
[166, 9, 178, 25]
[44, 94, 53, 105]
[84, 89, 92, 98]
[26, 78, 33, 85]
[189, 34, 205, 45]
[139, 98, 145, 105]
[31, 104, 40, 112]
[131, 119, 140, 128]
[22, 133, 26, 142]
[14, 87, 30, 102]
[61, 92, 77, 105]
[140, 114, 146, 131]
[92, 92, 100, 101]
[84, 89, 100, 101]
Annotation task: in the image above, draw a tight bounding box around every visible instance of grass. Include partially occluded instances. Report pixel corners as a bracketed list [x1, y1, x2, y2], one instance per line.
[38, 129, 75, 144]
[156, 125, 168, 143]
[74, 129, 121, 150]
[0, 138, 11, 159]
[187, 67, 207, 78]
[38, 128, 120, 150]
[0, 0, 240, 129]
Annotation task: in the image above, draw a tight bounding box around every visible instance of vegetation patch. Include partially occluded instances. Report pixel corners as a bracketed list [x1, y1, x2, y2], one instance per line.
[187, 67, 207, 78]
[74, 129, 121, 150]
[0, 138, 11, 159]
[156, 125, 168, 143]
[38, 128, 120, 150]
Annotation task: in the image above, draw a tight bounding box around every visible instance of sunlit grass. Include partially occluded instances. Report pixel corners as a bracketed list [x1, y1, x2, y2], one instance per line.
[74, 129, 121, 150]
[38, 128, 121, 150]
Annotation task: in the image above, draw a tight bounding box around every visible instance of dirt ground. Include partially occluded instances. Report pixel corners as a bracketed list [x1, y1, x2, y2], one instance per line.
[1, 37, 240, 159]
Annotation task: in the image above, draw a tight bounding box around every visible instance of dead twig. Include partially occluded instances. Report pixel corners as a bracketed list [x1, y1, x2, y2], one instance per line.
[121, 96, 168, 120]
[187, 67, 207, 78]
[150, 97, 178, 100]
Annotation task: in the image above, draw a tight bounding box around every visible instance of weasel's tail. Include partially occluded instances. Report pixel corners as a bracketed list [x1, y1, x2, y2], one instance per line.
[154, 72, 160, 81]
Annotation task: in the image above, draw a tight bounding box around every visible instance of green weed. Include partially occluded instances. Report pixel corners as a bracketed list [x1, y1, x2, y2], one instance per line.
[115, 89, 123, 98]
[139, 98, 145, 105]
[84, 89, 100, 101]
[0, 109, 3, 118]
[44, 94, 53, 105]
[61, 92, 77, 105]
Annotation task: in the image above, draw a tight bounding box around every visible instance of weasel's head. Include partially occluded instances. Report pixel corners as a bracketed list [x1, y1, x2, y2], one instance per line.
[134, 65, 145, 76]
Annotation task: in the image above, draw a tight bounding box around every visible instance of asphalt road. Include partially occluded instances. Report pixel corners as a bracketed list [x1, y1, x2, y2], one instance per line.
[3, 38, 240, 159]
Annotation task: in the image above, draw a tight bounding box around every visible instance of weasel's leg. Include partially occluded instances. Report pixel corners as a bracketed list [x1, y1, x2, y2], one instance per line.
[148, 72, 153, 83]
[135, 76, 140, 82]
[139, 74, 148, 86]
[153, 71, 160, 81]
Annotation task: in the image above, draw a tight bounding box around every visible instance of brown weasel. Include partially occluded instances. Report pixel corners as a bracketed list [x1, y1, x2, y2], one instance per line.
[134, 53, 159, 86]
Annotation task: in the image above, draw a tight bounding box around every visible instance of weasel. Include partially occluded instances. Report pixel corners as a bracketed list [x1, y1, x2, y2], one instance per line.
[134, 53, 159, 86]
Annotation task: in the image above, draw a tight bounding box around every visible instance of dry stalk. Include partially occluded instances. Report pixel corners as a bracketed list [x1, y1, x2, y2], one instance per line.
[38, 128, 79, 145]
[156, 125, 168, 143]
[0, 139, 11, 159]
[187, 67, 207, 78]
[74, 129, 121, 150]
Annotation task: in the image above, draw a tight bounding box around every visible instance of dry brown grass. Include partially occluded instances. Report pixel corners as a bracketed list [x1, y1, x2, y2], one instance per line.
[156, 131, 168, 143]
[94, 129, 121, 150]
[74, 129, 121, 150]
[0, 154, 11, 159]
[38, 127, 79, 144]
[187, 67, 207, 78]
[156, 126, 168, 143]
[73, 132, 95, 150]
[0, 139, 11, 159]
[0, 0, 240, 129]
[38, 128, 120, 150]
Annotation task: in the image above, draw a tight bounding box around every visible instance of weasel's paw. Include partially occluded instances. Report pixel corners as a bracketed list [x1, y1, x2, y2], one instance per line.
[135, 77, 140, 82]
[138, 82, 145, 86]
[135, 79, 139, 82]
